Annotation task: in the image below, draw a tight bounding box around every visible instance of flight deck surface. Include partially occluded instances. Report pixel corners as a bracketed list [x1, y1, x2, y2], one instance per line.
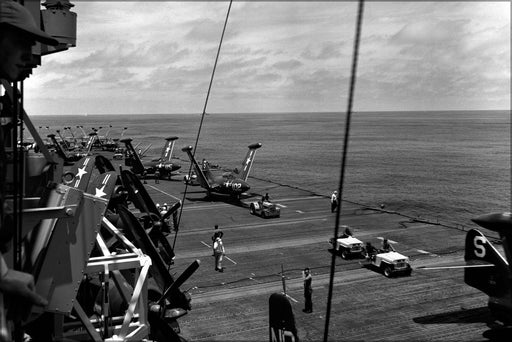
[139, 173, 503, 341]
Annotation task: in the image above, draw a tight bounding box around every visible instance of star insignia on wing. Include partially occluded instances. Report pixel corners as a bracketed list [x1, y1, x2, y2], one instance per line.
[76, 166, 87, 179]
[95, 184, 107, 198]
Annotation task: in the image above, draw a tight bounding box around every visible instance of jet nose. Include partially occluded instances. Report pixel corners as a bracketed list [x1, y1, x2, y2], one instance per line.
[240, 181, 250, 193]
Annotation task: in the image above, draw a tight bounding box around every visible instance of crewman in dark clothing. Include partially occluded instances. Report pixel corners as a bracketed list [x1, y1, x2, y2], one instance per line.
[302, 267, 313, 313]
[0, 0, 57, 323]
[381, 238, 395, 252]
[365, 242, 378, 261]
[341, 226, 353, 238]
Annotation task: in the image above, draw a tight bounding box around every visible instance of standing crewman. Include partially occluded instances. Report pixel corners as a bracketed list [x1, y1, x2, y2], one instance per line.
[211, 224, 223, 255]
[213, 234, 225, 272]
[0, 0, 58, 329]
[330, 190, 338, 213]
[302, 267, 313, 313]
[154, 170, 160, 184]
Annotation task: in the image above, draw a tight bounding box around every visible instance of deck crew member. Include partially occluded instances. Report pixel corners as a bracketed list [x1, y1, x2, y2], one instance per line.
[302, 267, 313, 313]
[0, 0, 58, 324]
[381, 238, 395, 252]
[213, 235, 225, 272]
[341, 226, 353, 238]
[211, 224, 223, 255]
[330, 190, 338, 213]
[365, 242, 378, 261]
[154, 170, 160, 183]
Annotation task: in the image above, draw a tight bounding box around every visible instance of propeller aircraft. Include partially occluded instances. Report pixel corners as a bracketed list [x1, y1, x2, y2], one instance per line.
[181, 142, 262, 199]
[419, 212, 512, 325]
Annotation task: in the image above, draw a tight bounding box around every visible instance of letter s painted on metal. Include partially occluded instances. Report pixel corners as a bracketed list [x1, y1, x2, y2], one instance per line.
[473, 236, 486, 258]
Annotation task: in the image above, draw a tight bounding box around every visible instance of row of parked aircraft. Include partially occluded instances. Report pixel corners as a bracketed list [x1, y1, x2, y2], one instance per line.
[47, 131, 263, 200]
[118, 137, 262, 199]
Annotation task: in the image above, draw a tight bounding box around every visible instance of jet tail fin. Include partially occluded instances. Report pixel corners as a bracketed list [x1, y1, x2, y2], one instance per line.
[181, 146, 211, 191]
[161, 136, 178, 162]
[238, 143, 262, 182]
[472, 212, 512, 262]
[120, 138, 145, 174]
[464, 228, 509, 297]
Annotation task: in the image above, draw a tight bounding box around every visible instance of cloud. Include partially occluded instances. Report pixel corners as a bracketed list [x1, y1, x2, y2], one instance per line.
[24, 1, 510, 115]
[184, 18, 232, 42]
[301, 42, 344, 60]
[272, 59, 302, 70]
[393, 19, 466, 44]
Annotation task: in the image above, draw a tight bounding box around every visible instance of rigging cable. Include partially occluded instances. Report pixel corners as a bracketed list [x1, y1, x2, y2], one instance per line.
[173, 0, 233, 250]
[323, 1, 364, 341]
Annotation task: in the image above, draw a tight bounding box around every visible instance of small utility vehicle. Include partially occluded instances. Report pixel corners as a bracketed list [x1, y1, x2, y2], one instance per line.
[329, 235, 365, 259]
[249, 200, 281, 218]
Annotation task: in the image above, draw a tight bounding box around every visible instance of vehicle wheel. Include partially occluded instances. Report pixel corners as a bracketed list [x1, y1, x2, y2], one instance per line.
[262, 211, 267, 218]
[341, 250, 348, 259]
[383, 266, 393, 278]
[250, 204, 255, 215]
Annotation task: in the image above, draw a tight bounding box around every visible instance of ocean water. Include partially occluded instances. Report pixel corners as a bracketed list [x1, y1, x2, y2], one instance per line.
[30, 110, 510, 226]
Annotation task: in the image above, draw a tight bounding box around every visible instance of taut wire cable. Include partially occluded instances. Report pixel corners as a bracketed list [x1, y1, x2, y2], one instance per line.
[323, 1, 364, 341]
[173, 0, 233, 250]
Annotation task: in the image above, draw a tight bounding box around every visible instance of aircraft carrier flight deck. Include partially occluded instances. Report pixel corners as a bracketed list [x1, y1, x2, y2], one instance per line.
[129, 167, 503, 342]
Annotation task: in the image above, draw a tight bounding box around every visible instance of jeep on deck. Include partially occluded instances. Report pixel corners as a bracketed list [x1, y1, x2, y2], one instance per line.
[329, 235, 365, 259]
[368, 251, 412, 277]
[249, 200, 281, 218]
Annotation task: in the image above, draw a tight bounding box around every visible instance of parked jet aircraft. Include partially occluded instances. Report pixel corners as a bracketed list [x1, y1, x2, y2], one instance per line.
[181, 142, 262, 198]
[419, 211, 512, 325]
[121, 137, 181, 180]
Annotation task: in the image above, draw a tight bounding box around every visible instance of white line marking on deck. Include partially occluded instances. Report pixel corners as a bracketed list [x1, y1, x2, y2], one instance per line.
[146, 184, 181, 201]
[200, 241, 211, 248]
[276, 204, 287, 208]
[249, 277, 261, 284]
[419, 265, 484, 270]
[296, 210, 304, 213]
[417, 249, 438, 257]
[278, 196, 325, 202]
[377, 236, 397, 244]
[283, 293, 298, 303]
[225, 255, 237, 265]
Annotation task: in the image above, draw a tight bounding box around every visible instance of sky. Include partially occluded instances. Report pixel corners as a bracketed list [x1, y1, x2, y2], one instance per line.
[24, 1, 510, 115]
